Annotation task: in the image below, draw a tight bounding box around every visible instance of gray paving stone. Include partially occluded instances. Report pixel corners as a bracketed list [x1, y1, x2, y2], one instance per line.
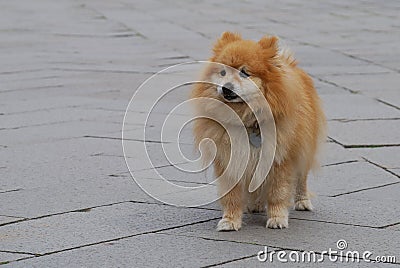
[390, 168, 400, 177]
[162, 214, 400, 263]
[123, 140, 195, 172]
[387, 224, 400, 232]
[201, 182, 400, 228]
[189, 180, 399, 229]
[308, 63, 392, 78]
[328, 120, 400, 147]
[321, 94, 398, 120]
[134, 161, 213, 186]
[0, 202, 219, 255]
[200, 182, 400, 228]
[122, 124, 194, 144]
[88, 6, 211, 60]
[349, 147, 400, 169]
[0, 216, 24, 225]
[321, 142, 359, 166]
[0, 94, 99, 115]
[220, 252, 395, 267]
[288, 45, 367, 73]
[1, 107, 123, 130]
[309, 161, 399, 197]
[0, 252, 31, 265]
[376, 91, 400, 110]
[0, 175, 150, 218]
[314, 79, 350, 95]
[0, 72, 143, 116]
[320, 73, 400, 100]
[4, 233, 261, 268]
[0, 120, 122, 147]
[0, 138, 154, 218]
[291, 183, 400, 227]
[0, 137, 127, 188]
[82, 98, 139, 113]
[132, 158, 397, 201]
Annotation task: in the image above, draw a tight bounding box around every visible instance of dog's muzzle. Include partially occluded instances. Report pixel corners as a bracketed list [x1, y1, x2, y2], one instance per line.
[221, 82, 238, 100]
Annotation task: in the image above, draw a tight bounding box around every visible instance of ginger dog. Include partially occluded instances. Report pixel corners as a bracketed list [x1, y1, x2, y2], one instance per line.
[191, 32, 326, 230]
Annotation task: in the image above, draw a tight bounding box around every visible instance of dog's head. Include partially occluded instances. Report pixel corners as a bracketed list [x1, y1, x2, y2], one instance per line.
[210, 32, 280, 103]
[192, 32, 294, 125]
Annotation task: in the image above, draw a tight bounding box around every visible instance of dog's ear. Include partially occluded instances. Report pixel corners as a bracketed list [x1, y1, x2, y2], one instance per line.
[212, 32, 241, 56]
[258, 35, 279, 57]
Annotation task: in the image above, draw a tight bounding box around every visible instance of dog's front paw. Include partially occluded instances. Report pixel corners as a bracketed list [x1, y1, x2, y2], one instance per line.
[294, 199, 313, 211]
[216, 218, 242, 231]
[266, 216, 288, 229]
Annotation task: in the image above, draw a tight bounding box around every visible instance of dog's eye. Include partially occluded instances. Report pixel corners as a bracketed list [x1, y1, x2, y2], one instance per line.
[239, 68, 250, 78]
[220, 69, 226, 76]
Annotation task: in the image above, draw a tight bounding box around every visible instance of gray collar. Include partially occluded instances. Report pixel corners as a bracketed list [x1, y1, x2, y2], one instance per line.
[247, 122, 261, 148]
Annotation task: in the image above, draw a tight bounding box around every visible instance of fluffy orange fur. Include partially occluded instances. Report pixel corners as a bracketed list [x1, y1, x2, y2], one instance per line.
[191, 32, 326, 230]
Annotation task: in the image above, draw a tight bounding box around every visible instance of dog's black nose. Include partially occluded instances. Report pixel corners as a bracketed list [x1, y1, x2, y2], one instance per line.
[222, 82, 238, 100]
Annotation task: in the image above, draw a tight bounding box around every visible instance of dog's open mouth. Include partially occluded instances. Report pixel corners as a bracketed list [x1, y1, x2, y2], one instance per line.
[220, 82, 243, 102]
[222, 87, 239, 100]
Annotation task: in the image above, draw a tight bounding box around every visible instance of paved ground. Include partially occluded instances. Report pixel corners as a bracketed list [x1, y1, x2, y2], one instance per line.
[1, 0, 399, 267]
